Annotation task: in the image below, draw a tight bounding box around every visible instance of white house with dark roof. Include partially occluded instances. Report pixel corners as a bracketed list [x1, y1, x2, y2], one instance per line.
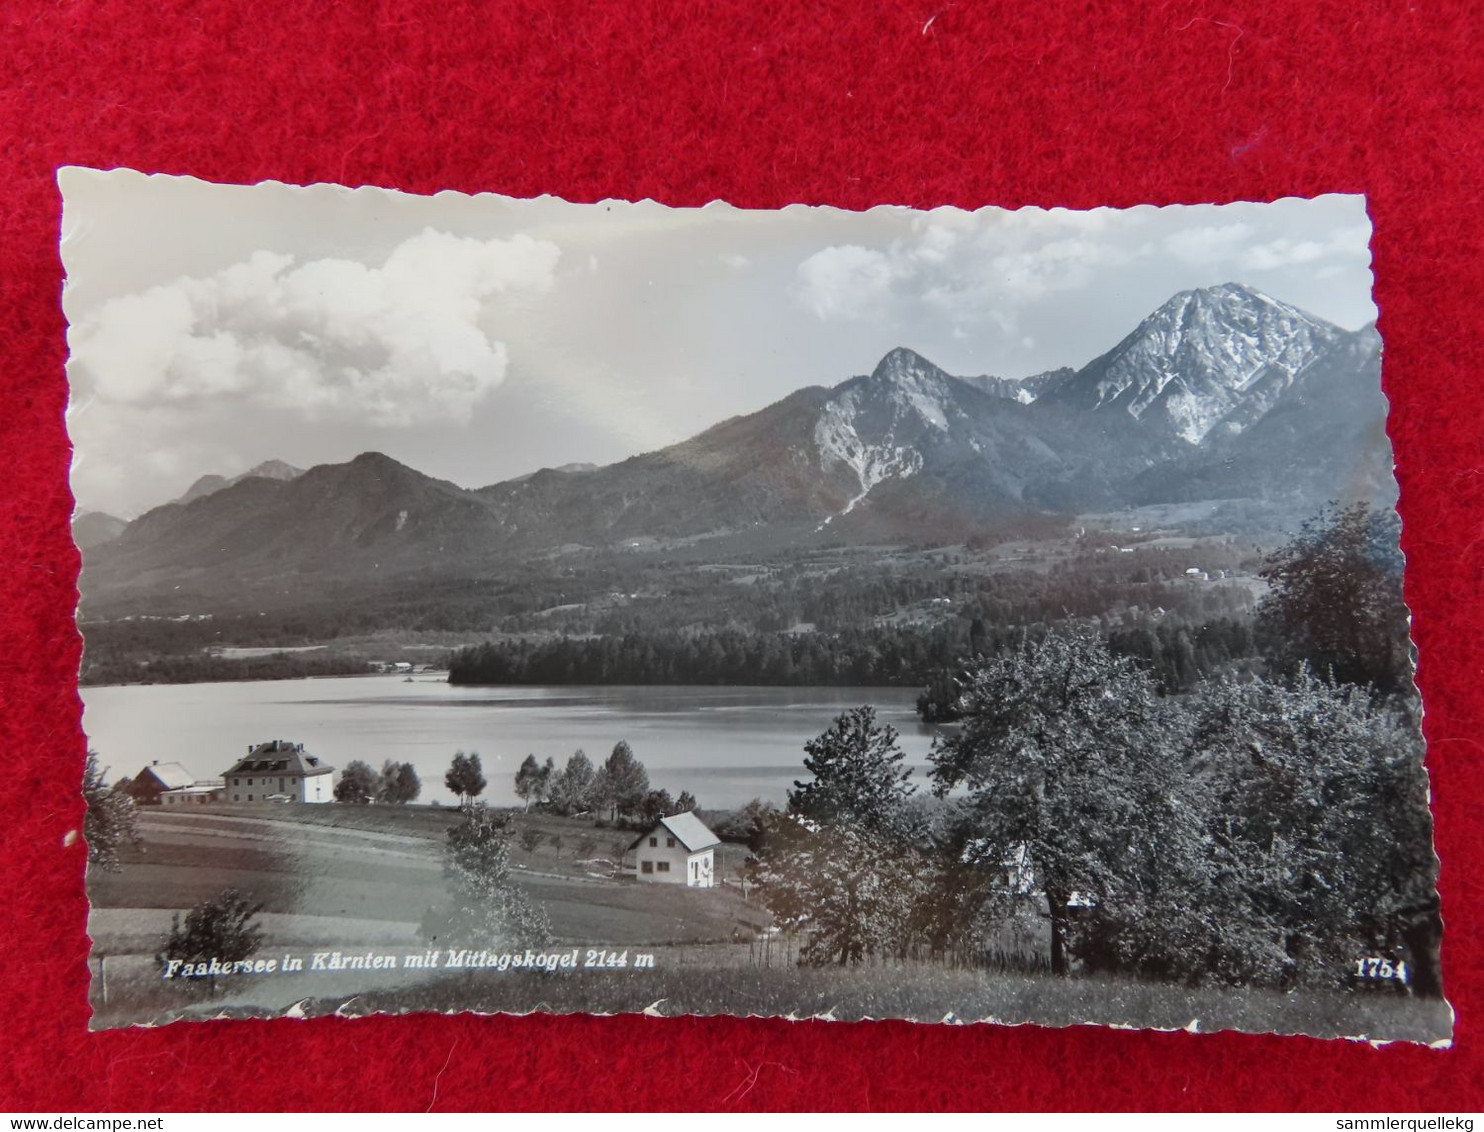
[629, 811, 720, 887]
[222, 740, 335, 803]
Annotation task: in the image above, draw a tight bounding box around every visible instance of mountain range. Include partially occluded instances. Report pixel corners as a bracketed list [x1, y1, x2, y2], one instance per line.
[79, 283, 1395, 606]
[178, 459, 303, 504]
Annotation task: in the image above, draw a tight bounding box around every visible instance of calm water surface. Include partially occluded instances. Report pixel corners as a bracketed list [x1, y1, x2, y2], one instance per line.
[80, 676, 942, 808]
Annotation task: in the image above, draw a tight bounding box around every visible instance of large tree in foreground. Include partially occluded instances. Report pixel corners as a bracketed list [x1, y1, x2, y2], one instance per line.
[1191, 668, 1440, 993]
[749, 812, 926, 966]
[929, 626, 1194, 976]
[1256, 502, 1412, 697]
[750, 707, 927, 966]
[789, 705, 915, 836]
[83, 751, 140, 872]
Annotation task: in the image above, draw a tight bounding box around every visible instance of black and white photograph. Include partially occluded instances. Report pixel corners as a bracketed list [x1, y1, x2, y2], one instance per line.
[64, 169, 1447, 1042]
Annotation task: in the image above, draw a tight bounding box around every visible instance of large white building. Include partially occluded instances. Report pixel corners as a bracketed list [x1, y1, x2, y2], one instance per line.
[222, 740, 336, 803]
[629, 811, 721, 887]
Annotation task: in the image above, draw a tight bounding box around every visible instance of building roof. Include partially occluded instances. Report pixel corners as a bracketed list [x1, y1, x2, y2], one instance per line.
[136, 762, 195, 790]
[628, 811, 721, 853]
[223, 740, 335, 778]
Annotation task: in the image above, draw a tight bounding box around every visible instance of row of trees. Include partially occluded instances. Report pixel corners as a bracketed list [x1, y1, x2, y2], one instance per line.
[748, 629, 1439, 994]
[80, 650, 377, 687]
[334, 759, 422, 804]
[448, 626, 965, 689]
[516, 745, 697, 826]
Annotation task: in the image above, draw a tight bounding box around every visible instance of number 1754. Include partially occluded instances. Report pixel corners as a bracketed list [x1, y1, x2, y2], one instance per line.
[1354, 957, 1408, 982]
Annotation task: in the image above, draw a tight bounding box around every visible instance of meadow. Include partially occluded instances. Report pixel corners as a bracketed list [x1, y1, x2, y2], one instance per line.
[87, 803, 1449, 1044]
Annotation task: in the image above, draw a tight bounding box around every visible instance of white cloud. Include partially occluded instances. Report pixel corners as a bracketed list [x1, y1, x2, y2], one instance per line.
[719, 252, 750, 269]
[794, 244, 901, 319]
[906, 223, 960, 265]
[1165, 220, 1371, 277]
[69, 229, 560, 427]
[796, 213, 1149, 327]
[1163, 222, 1254, 264]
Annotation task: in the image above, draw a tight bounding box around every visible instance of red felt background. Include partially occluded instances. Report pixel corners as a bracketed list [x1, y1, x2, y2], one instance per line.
[2, 0, 1482, 1112]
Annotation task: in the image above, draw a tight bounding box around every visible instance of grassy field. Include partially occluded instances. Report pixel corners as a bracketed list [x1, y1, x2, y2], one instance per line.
[90, 804, 764, 932]
[87, 801, 770, 1027]
[109, 947, 1452, 1045]
[86, 803, 1451, 1045]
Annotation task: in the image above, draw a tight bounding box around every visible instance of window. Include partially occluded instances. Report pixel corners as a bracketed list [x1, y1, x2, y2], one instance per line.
[666, 837, 676, 848]
[279, 777, 285, 791]
[649, 837, 657, 847]
[657, 861, 670, 873]
[233, 794, 239, 802]
[248, 794, 254, 801]
[641, 861, 653, 874]
[232, 778, 239, 787]
[247, 778, 253, 786]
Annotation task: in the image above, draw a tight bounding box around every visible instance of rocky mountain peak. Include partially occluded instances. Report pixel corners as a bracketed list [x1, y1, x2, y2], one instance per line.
[1071, 281, 1347, 444]
[870, 346, 948, 383]
[177, 458, 304, 505]
[242, 459, 302, 482]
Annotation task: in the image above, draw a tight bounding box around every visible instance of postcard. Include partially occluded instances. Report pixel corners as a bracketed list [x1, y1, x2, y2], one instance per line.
[63, 169, 1447, 1042]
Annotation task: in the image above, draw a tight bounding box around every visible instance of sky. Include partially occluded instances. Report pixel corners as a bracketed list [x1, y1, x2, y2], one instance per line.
[60, 169, 1377, 518]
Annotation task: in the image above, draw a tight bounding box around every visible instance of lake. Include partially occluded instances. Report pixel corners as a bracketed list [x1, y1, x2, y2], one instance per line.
[79, 676, 943, 809]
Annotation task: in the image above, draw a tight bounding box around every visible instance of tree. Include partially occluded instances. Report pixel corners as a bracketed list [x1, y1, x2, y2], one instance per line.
[718, 797, 778, 853]
[916, 667, 966, 723]
[423, 805, 551, 948]
[335, 759, 381, 804]
[83, 751, 140, 872]
[157, 888, 264, 995]
[748, 812, 926, 966]
[749, 711, 927, 967]
[597, 740, 649, 823]
[549, 749, 597, 815]
[639, 788, 676, 827]
[445, 750, 487, 806]
[929, 626, 1193, 977]
[514, 754, 545, 812]
[789, 706, 915, 835]
[1190, 669, 1440, 992]
[518, 828, 545, 856]
[675, 790, 698, 814]
[540, 757, 555, 802]
[1256, 502, 1412, 697]
[376, 760, 421, 805]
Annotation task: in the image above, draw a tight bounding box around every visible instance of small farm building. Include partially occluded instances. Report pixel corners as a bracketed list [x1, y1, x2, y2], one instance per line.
[119, 761, 195, 806]
[222, 740, 335, 803]
[629, 811, 721, 887]
[160, 779, 225, 805]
